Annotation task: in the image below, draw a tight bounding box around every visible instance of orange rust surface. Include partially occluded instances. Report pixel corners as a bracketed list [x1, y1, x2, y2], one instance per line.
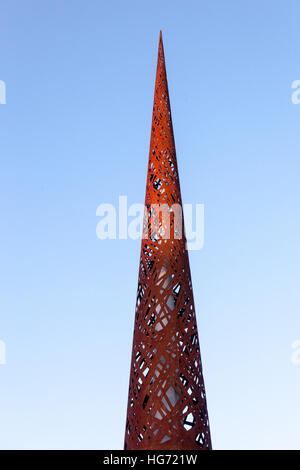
[124, 32, 212, 450]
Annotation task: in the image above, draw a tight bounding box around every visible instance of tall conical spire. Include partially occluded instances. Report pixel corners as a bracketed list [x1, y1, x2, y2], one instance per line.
[124, 32, 212, 450]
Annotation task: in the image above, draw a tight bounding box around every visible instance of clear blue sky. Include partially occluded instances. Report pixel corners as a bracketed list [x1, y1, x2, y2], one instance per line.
[1, 0, 300, 450]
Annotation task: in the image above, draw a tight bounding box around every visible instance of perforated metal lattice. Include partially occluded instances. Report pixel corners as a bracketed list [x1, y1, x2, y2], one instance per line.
[124, 32, 212, 450]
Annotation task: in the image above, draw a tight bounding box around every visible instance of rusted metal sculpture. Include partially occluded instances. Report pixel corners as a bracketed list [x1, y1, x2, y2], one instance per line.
[124, 32, 212, 450]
